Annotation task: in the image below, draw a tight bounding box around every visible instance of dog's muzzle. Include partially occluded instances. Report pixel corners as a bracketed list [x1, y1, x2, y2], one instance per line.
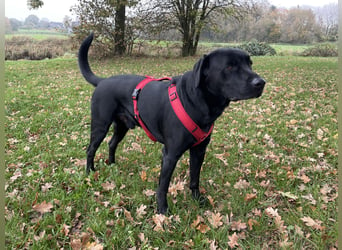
[251, 77, 266, 89]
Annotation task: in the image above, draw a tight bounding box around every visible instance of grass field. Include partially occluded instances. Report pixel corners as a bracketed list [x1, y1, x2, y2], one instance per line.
[5, 54, 337, 249]
[5, 29, 69, 40]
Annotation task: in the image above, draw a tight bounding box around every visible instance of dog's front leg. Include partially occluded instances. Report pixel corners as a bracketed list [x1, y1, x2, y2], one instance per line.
[189, 138, 210, 204]
[157, 147, 182, 214]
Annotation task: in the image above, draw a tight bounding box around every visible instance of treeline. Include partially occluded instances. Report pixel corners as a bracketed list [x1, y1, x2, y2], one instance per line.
[5, 15, 78, 33]
[201, 2, 338, 44]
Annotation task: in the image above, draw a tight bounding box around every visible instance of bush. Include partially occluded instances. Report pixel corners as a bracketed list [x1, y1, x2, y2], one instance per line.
[300, 43, 337, 57]
[237, 40, 276, 56]
[5, 36, 73, 60]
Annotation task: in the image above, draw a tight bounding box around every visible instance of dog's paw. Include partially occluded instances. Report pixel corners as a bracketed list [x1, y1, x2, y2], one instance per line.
[192, 189, 209, 207]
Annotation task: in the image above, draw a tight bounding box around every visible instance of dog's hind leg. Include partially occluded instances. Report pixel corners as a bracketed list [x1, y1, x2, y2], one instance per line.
[108, 121, 128, 164]
[86, 119, 112, 174]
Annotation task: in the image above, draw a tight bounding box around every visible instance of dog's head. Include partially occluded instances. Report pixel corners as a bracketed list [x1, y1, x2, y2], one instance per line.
[193, 48, 265, 101]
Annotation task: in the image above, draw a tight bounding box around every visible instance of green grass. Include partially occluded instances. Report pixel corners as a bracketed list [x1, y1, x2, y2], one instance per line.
[5, 55, 337, 249]
[5, 29, 69, 40]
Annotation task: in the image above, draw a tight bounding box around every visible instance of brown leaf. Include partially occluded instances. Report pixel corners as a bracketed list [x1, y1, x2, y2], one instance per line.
[101, 182, 116, 191]
[228, 232, 239, 248]
[247, 219, 259, 230]
[265, 207, 279, 218]
[136, 204, 147, 219]
[301, 216, 323, 230]
[124, 209, 134, 223]
[244, 193, 257, 201]
[61, 224, 71, 236]
[33, 201, 53, 214]
[196, 223, 210, 233]
[143, 189, 156, 197]
[233, 179, 250, 190]
[191, 215, 204, 228]
[208, 212, 223, 229]
[231, 220, 247, 231]
[152, 214, 167, 232]
[140, 171, 147, 181]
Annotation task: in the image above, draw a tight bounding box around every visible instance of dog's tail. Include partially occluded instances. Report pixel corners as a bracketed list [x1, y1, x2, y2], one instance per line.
[78, 33, 104, 87]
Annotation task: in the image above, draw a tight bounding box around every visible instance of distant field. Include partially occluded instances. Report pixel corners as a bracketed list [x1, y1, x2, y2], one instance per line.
[5, 29, 69, 40]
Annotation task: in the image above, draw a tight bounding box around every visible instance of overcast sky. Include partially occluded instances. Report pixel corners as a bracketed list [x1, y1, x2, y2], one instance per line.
[5, 0, 338, 22]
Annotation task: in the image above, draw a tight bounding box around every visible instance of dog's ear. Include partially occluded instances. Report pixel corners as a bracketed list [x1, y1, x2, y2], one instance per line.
[193, 54, 209, 88]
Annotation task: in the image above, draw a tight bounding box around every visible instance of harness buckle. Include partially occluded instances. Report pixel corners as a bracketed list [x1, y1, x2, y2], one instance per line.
[132, 88, 140, 100]
[170, 92, 177, 101]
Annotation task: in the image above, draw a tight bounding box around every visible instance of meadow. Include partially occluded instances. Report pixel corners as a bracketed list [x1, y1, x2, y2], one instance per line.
[5, 52, 337, 248]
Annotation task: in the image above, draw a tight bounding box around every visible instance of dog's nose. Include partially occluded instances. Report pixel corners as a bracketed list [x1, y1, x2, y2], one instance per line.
[251, 78, 266, 88]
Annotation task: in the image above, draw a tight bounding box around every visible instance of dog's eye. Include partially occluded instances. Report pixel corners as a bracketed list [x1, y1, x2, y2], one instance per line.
[227, 66, 233, 71]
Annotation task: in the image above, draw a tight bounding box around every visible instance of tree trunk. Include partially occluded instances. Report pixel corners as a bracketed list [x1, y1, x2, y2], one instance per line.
[114, 2, 126, 55]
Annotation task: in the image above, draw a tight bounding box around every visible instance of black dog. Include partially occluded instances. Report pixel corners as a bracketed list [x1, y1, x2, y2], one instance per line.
[78, 33, 265, 214]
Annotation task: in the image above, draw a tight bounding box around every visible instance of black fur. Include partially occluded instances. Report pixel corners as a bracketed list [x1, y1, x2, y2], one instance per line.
[78, 33, 266, 214]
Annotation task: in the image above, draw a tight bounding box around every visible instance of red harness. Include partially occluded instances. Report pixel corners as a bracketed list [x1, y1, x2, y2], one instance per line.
[132, 76, 214, 146]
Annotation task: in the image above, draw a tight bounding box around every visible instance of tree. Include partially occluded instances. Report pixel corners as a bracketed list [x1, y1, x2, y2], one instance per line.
[280, 8, 320, 44]
[137, 0, 239, 57]
[315, 3, 338, 41]
[24, 15, 40, 28]
[27, 0, 44, 9]
[72, 0, 136, 56]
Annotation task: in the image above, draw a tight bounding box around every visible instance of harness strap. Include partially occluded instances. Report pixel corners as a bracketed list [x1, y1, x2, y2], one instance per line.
[133, 76, 214, 147]
[132, 76, 171, 142]
[168, 83, 214, 146]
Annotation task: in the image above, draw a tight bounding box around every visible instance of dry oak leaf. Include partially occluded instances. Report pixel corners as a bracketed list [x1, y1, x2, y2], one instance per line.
[265, 207, 279, 218]
[33, 201, 53, 214]
[84, 241, 104, 250]
[208, 212, 223, 228]
[231, 220, 247, 231]
[191, 215, 204, 228]
[228, 232, 240, 249]
[196, 223, 210, 233]
[136, 204, 147, 219]
[233, 179, 250, 190]
[143, 189, 156, 197]
[101, 182, 116, 191]
[152, 214, 167, 232]
[300, 216, 324, 230]
[244, 193, 257, 201]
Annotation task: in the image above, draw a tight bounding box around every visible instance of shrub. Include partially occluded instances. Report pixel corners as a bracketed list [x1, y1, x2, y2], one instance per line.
[5, 36, 73, 60]
[237, 40, 276, 56]
[300, 43, 337, 57]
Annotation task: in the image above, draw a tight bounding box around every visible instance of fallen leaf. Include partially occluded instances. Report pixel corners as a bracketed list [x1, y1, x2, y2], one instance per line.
[152, 214, 167, 232]
[244, 193, 257, 201]
[191, 215, 204, 228]
[196, 223, 210, 233]
[33, 201, 53, 214]
[136, 204, 147, 219]
[209, 240, 218, 250]
[208, 212, 223, 228]
[228, 232, 239, 248]
[299, 174, 311, 184]
[140, 171, 147, 181]
[265, 207, 279, 218]
[301, 216, 323, 230]
[101, 182, 116, 191]
[124, 209, 134, 223]
[247, 219, 259, 230]
[61, 224, 71, 236]
[233, 179, 250, 190]
[84, 241, 104, 250]
[143, 189, 156, 197]
[231, 220, 247, 231]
